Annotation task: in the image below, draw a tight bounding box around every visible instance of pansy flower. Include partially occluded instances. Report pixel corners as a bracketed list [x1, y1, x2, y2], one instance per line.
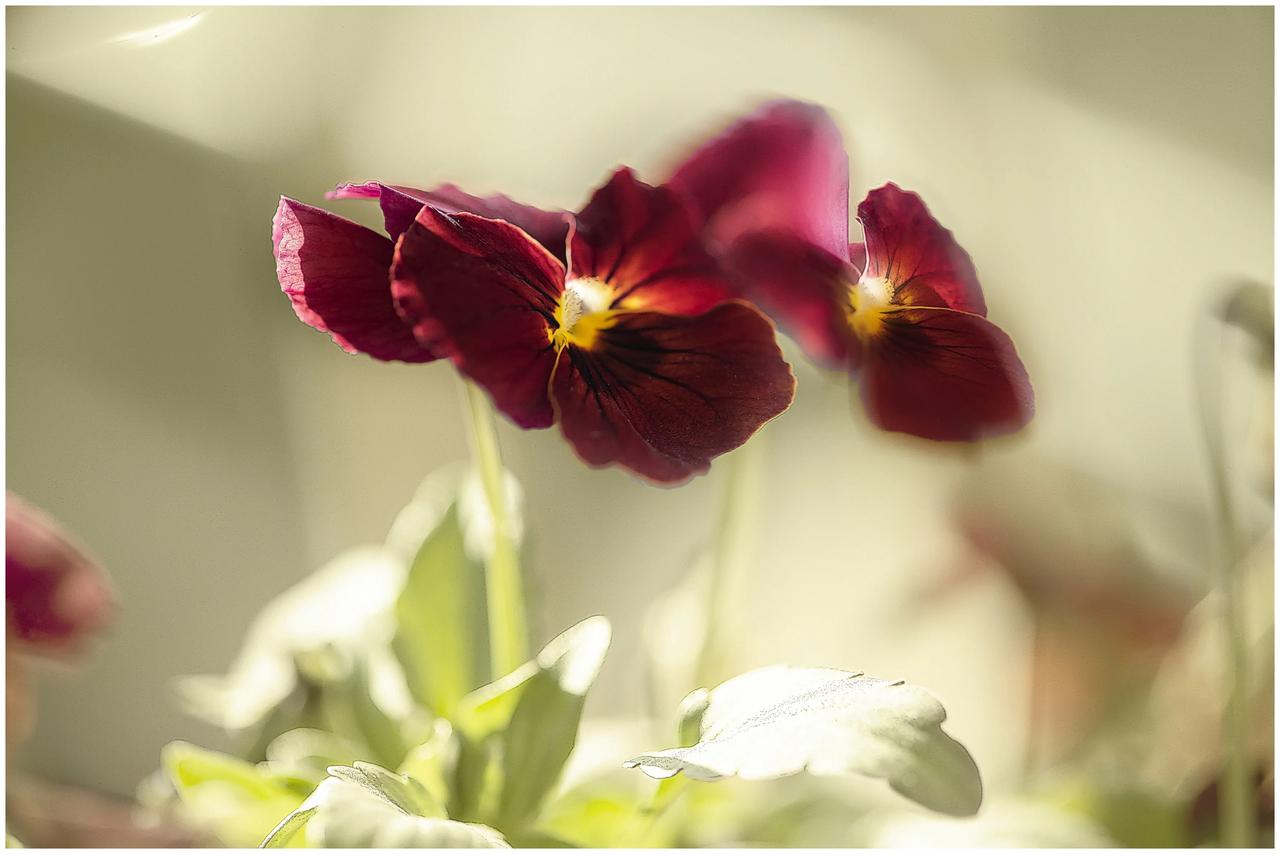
[388, 167, 795, 484]
[272, 182, 569, 363]
[668, 101, 1034, 442]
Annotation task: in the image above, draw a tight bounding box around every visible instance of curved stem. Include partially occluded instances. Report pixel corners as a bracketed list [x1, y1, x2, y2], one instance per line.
[1193, 296, 1253, 848]
[695, 435, 766, 687]
[460, 379, 529, 678]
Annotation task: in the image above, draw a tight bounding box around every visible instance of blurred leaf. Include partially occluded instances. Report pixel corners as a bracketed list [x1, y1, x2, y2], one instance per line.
[389, 465, 524, 721]
[537, 786, 670, 848]
[625, 666, 983, 817]
[397, 719, 458, 810]
[318, 657, 410, 769]
[266, 773, 508, 848]
[161, 742, 308, 848]
[494, 616, 612, 829]
[447, 618, 612, 829]
[453, 662, 539, 742]
[175, 545, 408, 737]
[327, 762, 445, 819]
[392, 496, 488, 720]
[264, 728, 361, 784]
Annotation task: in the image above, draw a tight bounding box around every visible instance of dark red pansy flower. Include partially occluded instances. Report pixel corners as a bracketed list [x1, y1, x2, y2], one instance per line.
[668, 102, 1034, 442]
[272, 182, 568, 362]
[390, 167, 796, 484]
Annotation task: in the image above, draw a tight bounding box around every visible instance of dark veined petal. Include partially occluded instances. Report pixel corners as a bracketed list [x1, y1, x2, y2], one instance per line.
[858, 307, 1033, 441]
[666, 99, 850, 260]
[390, 207, 565, 428]
[329, 181, 570, 262]
[272, 197, 436, 363]
[857, 184, 987, 315]
[724, 231, 859, 370]
[550, 302, 795, 484]
[570, 168, 731, 316]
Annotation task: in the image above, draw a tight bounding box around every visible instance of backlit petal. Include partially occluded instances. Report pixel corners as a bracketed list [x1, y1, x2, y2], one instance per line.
[330, 181, 570, 262]
[857, 184, 986, 315]
[859, 308, 1033, 441]
[390, 207, 565, 428]
[666, 99, 849, 260]
[551, 302, 795, 484]
[272, 197, 436, 362]
[570, 168, 730, 316]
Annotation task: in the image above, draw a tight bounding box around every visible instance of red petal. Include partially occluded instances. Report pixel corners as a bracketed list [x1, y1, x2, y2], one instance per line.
[666, 99, 849, 260]
[6, 493, 116, 655]
[724, 231, 857, 370]
[859, 308, 1033, 441]
[570, 168, 730, 316]
[329, 181, 570, 262]
[551, 302, 795, 484]
[272, 197, 436, 363]
[857, 184, 986, 315]
[390, 207, 565, 428]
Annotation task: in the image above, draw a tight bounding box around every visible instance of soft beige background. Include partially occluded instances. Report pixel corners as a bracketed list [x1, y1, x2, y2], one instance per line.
[7, 6, 1273, 797]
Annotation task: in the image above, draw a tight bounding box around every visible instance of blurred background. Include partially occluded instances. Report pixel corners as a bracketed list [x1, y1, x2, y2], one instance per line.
[6, 4, 1274, 845]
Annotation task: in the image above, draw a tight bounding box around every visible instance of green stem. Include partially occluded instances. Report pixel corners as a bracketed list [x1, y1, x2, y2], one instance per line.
[460, 379, 529, 678]
[695, 435, 766, 687]
[1193, 299, 1253, 847]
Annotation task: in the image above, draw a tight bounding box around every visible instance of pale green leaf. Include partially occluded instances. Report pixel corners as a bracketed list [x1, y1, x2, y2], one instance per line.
[397, 719, 458, 810]
[624, 666, 983, 817]
[326, 762, 444, 819]
[494, 616, 612, 829]
[274, 776, 508, 848]
[174, 545, 408, 733]
[453, 661, 538, 742]
[261, 807, 316, 848]
[391, 467, 524, 719]
[162, 742, 309, 848]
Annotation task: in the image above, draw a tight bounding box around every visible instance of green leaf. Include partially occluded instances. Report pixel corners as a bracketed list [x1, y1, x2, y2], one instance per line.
[391, 470, 497, 719]
[493, 616, 612, 829]
[267, 772, 509, 848]
[162, 742, 309, 848]
[261, 807, 316, 848]
[624, 666, 983, 817]
[264, 728, 361, 784]
[397, 719, 458, 810]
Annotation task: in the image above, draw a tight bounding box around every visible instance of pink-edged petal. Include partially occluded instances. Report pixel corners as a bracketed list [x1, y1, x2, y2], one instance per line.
[857, 184, 987, 315]
[666, 99, 850, 260]
[390, 207, 565, 429]
[570, 168, 731, 316]
[859, 308, 1033, 441]
[550, 302, 795, 484]
[272, 197, 436, 363]
[724, 230, 858, 370]
[330, 181, 570, 262]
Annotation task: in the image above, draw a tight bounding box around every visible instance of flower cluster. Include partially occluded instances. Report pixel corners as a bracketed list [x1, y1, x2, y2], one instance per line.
[273, 100, 1033, 481]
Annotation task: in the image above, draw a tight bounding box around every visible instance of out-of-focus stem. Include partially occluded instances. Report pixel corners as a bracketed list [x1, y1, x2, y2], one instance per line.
[461, 379, 528, 678]
[1194, 296, 1254, 848]
[696, 435, 766, 687]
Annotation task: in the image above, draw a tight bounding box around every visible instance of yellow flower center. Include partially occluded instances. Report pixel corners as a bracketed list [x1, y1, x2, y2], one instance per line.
[551, 277, 617, 350]
[846, 276, 896, 341]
